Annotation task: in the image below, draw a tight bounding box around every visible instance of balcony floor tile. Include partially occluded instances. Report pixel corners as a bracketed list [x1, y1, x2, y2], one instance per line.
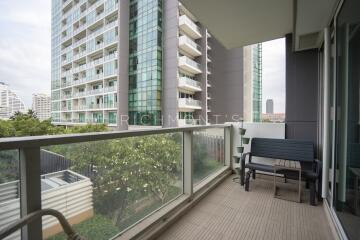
[157, 175, 334, 240]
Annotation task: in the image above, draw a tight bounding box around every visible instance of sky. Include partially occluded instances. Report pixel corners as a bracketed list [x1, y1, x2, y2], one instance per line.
[0, 0, 51, 108]
[261, 38, 286, 113]
[0, 1, 286, 112]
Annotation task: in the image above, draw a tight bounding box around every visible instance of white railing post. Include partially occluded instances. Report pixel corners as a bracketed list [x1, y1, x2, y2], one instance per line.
[183, 131, 193, 197]
[20, 147, 42, 240]
[224, 126, 232, 168]
[322, 27, 331, 198]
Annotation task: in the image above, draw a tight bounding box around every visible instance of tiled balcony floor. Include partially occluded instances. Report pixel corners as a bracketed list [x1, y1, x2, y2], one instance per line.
[157, 175, 334, 240]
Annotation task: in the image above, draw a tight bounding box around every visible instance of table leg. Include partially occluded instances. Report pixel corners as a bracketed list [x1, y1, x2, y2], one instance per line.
[355, 176, 359, 215]
[298, 170, 301, 203]
[274, 168, 277, 197]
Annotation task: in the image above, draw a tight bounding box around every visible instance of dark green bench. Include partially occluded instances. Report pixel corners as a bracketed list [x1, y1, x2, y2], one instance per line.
[240, 138, 321, 205]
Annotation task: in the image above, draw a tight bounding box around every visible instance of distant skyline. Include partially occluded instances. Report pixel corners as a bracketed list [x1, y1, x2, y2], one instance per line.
[0, 1, 286, 113]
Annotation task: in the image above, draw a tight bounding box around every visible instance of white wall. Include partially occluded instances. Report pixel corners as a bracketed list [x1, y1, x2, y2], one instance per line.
[228, 122, 285, 169]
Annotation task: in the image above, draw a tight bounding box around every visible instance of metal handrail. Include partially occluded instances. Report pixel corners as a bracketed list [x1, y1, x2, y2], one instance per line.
[0, 209, 85, 240]
[0, 124, 231, 150]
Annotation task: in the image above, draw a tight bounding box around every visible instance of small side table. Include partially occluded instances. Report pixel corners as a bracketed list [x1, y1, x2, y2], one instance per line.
[350, 168, 360, 216]
[274, 159, 302, 203]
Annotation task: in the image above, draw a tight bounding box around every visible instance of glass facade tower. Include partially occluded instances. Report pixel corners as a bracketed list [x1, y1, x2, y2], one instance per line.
[252, 43, 262, 122]
[128, 0, 163, 126]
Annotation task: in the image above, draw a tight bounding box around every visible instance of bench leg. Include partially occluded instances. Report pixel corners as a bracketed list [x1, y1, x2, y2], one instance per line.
[310, 181, 316, 206]
[240, 160, 245, 186]
[245, 170, 251, 191]
[252, 170, 256, 179]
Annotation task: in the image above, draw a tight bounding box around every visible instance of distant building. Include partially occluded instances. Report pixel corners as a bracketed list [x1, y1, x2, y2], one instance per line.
[266, 99, 274, 114]
[243, 43, 262, 122]
[0, 82, 26, 119]
[51, 1, 244, 128]
[32, 93, 51, 121]
[262, 113, 285, 123]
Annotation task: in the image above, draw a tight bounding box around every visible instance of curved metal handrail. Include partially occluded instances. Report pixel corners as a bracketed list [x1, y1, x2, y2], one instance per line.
[0, 209, 85, 240]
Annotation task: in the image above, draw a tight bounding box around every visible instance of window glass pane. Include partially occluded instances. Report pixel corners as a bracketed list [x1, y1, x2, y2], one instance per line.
[0, 150, 20, 239]
[334, 1, 360, 239]
[42, 133, 183, 239]
[192, 128, 225, 186]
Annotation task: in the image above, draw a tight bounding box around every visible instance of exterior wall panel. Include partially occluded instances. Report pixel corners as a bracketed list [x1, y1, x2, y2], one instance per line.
[285, 34, 319, 146]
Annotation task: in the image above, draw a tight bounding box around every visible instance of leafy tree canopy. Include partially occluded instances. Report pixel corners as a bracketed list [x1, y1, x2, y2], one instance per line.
[0, 110, 108, 137]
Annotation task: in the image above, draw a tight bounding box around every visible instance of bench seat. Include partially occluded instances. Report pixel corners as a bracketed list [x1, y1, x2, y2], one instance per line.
[240, 138, 321, 205]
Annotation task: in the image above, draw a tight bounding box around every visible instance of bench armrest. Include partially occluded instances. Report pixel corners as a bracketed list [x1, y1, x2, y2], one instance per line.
[240, 152, 251, 186]
[241, 152, 252, 164]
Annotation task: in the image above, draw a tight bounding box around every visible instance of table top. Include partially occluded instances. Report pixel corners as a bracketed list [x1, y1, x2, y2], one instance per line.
[350, 168, 360, 177]
[274, 159, 301, 170]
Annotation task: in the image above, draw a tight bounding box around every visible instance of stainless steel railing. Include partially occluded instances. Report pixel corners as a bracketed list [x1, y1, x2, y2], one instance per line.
[0, 209, 84, 240]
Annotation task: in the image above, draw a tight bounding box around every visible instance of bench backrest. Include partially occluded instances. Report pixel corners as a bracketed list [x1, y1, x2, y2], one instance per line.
[251, 138, 314, 162]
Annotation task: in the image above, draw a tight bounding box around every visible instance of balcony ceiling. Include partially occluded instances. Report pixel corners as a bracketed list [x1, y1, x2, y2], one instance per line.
[180, 0, 339, 51]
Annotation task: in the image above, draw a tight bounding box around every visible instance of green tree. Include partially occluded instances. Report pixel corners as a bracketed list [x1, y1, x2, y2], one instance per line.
[0, 120, 16, 137]
[48, 134, 182, 227]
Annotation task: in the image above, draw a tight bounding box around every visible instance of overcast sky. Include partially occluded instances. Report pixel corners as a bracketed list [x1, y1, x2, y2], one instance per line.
[262, 38, 286, 113]
[0, 1, 286, 112]
[0, 0, 51, 108]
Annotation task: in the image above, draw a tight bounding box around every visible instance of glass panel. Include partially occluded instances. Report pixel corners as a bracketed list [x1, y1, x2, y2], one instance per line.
[42, 133, 183, 240]
[0, 150, 20, 239]
[334, 0, 360, 239]
[193, 128, 225, 186]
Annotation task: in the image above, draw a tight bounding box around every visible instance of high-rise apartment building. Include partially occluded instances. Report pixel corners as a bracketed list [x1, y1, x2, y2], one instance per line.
[51, 0, 243, 129]
[243, 43, 262, 122]
[0, 82, 26, 119]
[266, 99, 273, 114]
[32, 94, 51, 121]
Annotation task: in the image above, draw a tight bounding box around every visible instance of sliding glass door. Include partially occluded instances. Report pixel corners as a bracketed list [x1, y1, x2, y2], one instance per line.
[334, 0, 360, 239]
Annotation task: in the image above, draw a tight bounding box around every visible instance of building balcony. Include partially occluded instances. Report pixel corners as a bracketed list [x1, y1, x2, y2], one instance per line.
[87, 103, 103, 110]
[72, 105, 87, 111]
[103, 102, 118, 109]
[0, 124, 335, 240]
[178, 56, 202, 74]
[178, 76, 202, 92]
[178, 118, 199, 126]
[61, 94, 72, 100]
[103, 85, 117, 93]
[179, 35, 202, 57]
[178, 98, 202, 110]
[179, 15, 202, 39]
[62, 0, 72, 9]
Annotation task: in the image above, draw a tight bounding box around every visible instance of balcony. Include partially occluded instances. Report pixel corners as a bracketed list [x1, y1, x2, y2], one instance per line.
[104, 85, 117, 93]
[178, 56, 202, 74]
[178, 98, 202, 110]
[179, 15, 202, 39]
[178, 76, 202, 92]
[157, 175, 333, 240]
[0, 124, 335, 240]
[178, 118, 199, 126]
[179, 35, 202, 57]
